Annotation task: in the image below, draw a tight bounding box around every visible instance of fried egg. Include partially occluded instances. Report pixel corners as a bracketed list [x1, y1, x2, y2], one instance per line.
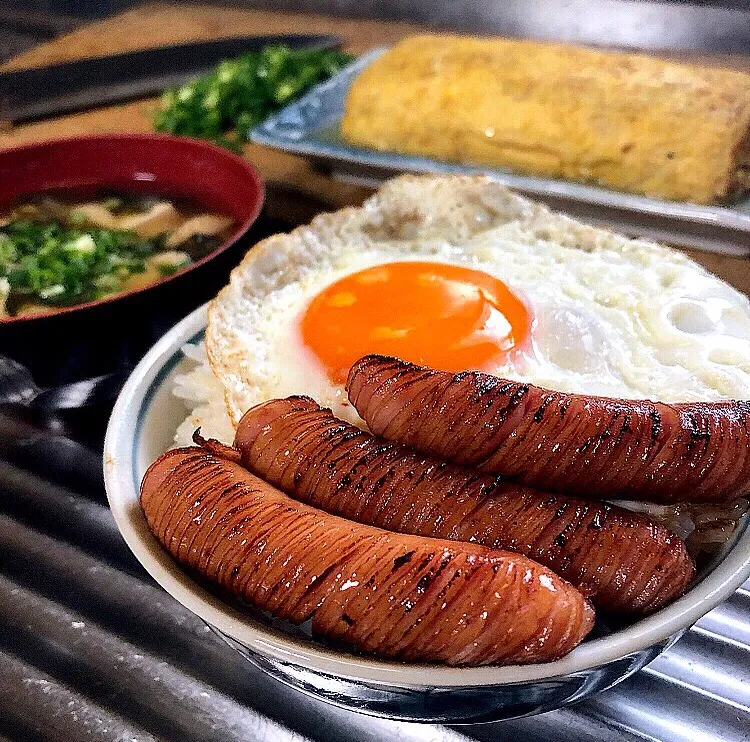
[205, 176, 750, 433]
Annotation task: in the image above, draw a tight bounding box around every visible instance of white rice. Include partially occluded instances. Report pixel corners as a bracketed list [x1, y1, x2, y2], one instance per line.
[610, 497, 748, 554]
[173, 343, 748, 556]
[173, 342, 235, 447]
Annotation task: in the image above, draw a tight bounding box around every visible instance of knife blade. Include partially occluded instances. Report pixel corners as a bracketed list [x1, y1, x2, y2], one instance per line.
[0, 34, 341, 125]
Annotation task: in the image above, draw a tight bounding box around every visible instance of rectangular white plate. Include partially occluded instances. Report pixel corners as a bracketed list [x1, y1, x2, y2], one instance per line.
[252, 49, 750, 257]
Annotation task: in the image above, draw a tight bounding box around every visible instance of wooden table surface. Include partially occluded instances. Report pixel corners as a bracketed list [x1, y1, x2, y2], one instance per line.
[1, 2, 747, 291]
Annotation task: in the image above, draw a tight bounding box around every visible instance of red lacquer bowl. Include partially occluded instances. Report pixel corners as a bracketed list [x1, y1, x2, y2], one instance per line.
[0, 134, 265, 389]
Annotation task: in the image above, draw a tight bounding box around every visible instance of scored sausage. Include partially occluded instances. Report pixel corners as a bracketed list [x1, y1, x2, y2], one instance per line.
[140, 446, 594, 666]
[235, 397, 695, 614]
[346, 355, 750, 504]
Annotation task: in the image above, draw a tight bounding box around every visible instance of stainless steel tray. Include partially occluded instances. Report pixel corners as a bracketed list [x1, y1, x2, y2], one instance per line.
[252, 49, 750, 257]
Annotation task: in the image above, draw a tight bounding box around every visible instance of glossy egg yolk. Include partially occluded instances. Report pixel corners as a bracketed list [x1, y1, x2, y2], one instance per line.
[300, 261, 531, 383]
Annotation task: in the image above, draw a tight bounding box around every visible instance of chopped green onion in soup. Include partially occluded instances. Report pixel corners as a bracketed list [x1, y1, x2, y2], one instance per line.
[0, 191, 234, 318]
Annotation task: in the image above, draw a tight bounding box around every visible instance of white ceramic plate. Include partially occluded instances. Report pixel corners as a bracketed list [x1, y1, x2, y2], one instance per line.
[104, 303, 750, 695]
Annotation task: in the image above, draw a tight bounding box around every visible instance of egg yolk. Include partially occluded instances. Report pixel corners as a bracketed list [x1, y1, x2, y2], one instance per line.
[300, 261, 531, 383]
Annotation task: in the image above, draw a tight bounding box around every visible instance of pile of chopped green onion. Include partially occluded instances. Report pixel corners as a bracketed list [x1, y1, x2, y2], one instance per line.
[153, 44, 354, 151]
[0, 220, 174, 309]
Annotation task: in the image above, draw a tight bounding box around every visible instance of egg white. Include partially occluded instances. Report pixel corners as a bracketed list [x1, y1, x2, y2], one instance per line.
[205, 177, 750, 434]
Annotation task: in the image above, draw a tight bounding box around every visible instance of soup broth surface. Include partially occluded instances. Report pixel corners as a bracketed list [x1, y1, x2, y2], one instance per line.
[0, 188, 236, 318]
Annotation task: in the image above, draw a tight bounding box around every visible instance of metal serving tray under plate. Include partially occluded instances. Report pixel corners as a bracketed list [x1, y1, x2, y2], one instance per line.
[252, 50, 750, 257]
[0, 406, 748, 741]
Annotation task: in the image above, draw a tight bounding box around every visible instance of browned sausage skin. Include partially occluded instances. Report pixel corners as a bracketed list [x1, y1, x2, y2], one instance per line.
[346, 355, 750, 505]
[140, 446, 594, 665]
[236, 397, 695, 614]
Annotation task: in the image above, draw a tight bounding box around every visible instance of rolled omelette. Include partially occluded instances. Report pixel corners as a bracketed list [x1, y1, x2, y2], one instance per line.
[341, 35, 750, 204]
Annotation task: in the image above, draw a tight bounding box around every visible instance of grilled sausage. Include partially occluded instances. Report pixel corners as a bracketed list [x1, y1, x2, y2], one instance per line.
[141, 446, 593, 666]
[235, 397, 695, 614]
[346, 355, 750, 504]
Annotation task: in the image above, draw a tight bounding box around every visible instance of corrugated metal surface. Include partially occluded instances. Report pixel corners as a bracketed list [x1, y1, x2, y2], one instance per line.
[0, 409, 748, 742]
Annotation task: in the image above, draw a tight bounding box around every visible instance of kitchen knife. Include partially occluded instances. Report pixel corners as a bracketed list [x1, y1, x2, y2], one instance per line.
[0, 34, 341, 125]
